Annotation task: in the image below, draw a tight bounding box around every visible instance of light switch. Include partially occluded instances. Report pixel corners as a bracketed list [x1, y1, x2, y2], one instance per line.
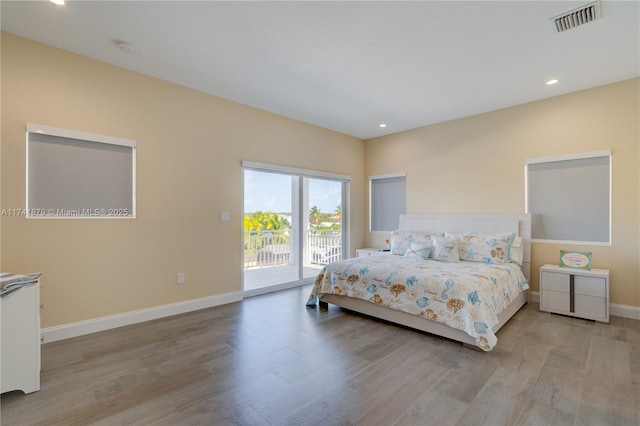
[220, 211, 230, 221]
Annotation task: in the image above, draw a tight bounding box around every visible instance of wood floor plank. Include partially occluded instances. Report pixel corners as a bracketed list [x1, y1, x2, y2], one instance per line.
[40, 365, 213, 425]
[394, 389, 469, 426]
[455, 367, 537, 426]
[435, 361, 498, 404]
[491, 340, 553, 377]
[156, 399, 270, 426]
[585, 335, 632, 385]
[512, 399, 576, 426]
[354, 359, 450, 425]
[527, 365, 583, 415]
[91, 395, 179, 426]
[0, 385, 97, 425]
[275, 335, 449, 425]
[576, 376, 640, 425]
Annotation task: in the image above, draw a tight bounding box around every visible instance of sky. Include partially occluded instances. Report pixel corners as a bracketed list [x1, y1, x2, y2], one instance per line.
[244, 170, 342, 214]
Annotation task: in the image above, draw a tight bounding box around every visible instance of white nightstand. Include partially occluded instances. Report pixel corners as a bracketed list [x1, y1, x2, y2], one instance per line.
[539, 264, 609, 323]
[356, 248, 392, 258]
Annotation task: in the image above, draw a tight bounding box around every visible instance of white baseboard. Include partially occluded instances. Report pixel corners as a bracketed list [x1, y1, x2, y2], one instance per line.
[530, 291, 540, 303]
[41, 291, 243, 343]
[610, 303, 640, 320]
[243, 278, 314, 298]
[528, 291, 639, 320]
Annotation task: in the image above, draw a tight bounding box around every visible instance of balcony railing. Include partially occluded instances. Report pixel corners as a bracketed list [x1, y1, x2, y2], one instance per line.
[307, 231, 341, 266]
[243, 229, 342, 270]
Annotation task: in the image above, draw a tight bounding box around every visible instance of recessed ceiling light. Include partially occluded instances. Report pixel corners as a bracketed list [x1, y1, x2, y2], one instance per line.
[379, 124, 387, 128]
[546, 79, 559, 85]
[49, 0, 65, 5]
[116, 41, 135, 54]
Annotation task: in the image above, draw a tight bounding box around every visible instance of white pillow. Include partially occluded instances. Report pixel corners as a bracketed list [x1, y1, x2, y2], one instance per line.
[404, 242, 433, 260]
[508, 236, 524, 266]
[432, 237, 460, 262]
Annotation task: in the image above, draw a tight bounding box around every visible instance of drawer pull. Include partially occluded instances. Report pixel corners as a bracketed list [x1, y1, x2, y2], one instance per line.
[569, 275, 575, 313]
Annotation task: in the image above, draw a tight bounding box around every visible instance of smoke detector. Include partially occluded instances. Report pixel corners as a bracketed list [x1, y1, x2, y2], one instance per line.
[116, 41, 135, 54]
[551, 1, 601, 33]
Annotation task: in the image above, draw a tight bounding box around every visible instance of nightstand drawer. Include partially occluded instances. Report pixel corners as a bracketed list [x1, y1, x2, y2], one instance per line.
[541, 289, 570, 313]
[575, 276, 606, 298]
[356, 248, 390, 258]
[540, 271, 569, 292]
[574, 294, 606, 318]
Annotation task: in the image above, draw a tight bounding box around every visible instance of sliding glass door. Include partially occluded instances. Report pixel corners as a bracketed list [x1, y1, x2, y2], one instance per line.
[242, 163, 348, 296]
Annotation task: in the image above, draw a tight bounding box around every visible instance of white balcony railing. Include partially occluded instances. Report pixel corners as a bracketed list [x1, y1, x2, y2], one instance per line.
[307, 231, 341, 266]
[243, 229, 341, 270]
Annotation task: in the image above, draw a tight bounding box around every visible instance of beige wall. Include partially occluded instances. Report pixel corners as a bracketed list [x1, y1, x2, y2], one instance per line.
[1, 33, 365, 328]
[365, 78, 639, 308]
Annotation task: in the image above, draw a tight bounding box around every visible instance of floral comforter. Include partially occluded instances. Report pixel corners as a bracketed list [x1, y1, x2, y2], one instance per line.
[306, 255, 529, 351]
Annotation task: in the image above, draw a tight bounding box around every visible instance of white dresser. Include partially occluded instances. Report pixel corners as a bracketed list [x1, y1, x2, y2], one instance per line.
[1, 281, 41, 394]
[539, 264, 609, 323]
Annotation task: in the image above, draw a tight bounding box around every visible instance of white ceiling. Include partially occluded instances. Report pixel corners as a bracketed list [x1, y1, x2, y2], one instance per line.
[2, 1, 638, 139]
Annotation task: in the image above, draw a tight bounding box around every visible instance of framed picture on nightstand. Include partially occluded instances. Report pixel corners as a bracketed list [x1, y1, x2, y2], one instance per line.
[559, 250, 592, 270]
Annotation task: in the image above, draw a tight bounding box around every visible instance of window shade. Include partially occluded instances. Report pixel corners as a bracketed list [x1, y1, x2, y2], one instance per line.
[27, 124, 136, 218]
[370, 175, 406, 232]
[527, 154, 610, 243]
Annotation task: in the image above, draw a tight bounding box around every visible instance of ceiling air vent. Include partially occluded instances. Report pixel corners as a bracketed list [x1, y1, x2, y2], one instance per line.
[551, 1, 601, 33]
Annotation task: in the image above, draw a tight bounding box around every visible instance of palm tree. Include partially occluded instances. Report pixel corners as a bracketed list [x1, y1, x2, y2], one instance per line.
[270, 213, 291, 230]
[309, 205, 322, 225]
[332, 204, 342, 221]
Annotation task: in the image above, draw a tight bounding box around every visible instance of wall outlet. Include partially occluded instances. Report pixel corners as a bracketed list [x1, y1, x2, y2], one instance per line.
[177, 273, 185, 284]
[220, 211, 230, 221]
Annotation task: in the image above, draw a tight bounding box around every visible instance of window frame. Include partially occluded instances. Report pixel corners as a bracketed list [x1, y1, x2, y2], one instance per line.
[369, 172, 407, 233]
[524, 150, 611, 245]
[26, 123, 136, 219]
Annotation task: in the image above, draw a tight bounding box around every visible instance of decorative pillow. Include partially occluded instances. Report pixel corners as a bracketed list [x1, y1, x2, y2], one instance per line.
[404, 242, 433, 260]
[390, 230, 443, 255]
[432, 236, 460, 262]
[508, 236, 524, 266]
[447, 232, 516, 264]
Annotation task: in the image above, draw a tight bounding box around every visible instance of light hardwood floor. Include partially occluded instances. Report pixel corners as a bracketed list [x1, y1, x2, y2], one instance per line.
[1, 285, 639, 425]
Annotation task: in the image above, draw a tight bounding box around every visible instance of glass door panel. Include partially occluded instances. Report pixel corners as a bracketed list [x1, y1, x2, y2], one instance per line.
[303, 178, 345, 279]
[243, 170, 298, 292]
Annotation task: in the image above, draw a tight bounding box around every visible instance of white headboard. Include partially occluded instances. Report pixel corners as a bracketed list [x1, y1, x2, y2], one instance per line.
[399, 213, 532, 282]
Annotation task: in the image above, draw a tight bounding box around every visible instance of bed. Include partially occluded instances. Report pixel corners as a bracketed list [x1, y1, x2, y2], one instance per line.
[307, 214, 531, 351]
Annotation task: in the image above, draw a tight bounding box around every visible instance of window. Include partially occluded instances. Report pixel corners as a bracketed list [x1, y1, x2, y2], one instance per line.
[26, 124, 136, 218]
[370, 173, 406, 232]
[525, 150, 610, 244]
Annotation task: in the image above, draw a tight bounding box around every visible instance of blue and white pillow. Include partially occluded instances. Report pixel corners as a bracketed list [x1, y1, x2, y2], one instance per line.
[447, 232, 516, 264]
[508, 237, 524, 265]
[432, 236, 460, 262]
[390, 230, 443, 255]
[404, 242, 433, 260]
